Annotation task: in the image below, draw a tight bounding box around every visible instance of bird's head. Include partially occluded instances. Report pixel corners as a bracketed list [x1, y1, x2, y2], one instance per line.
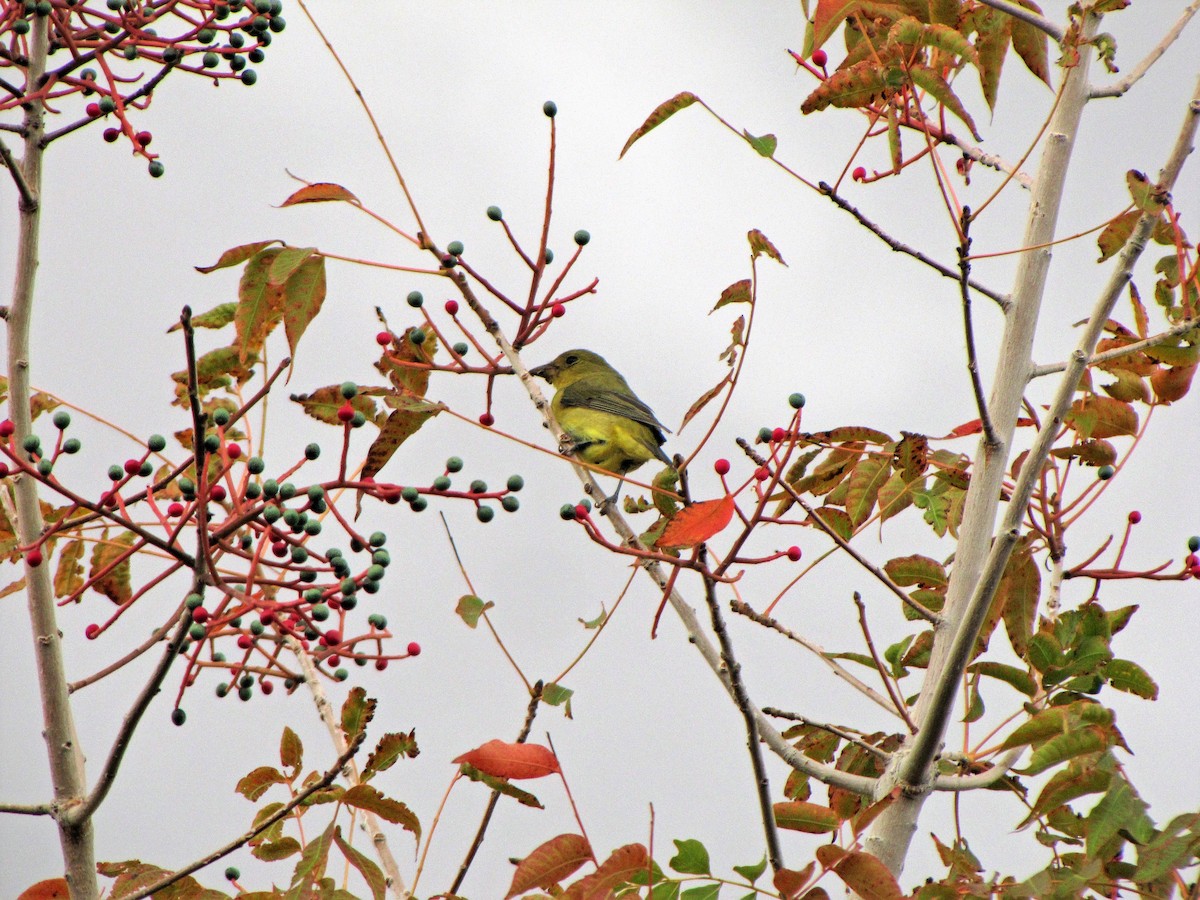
[529, 349, 613, 387]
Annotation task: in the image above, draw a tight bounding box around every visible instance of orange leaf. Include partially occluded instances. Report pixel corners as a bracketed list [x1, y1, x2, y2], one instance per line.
[280, 182, 361, 206]
[1150, 363, 1196, 403]
[563, 844, 649, 899]
[816, 847, 904, 900]
[773, 865, 816, 899]
[506, 833, 593, 898]
[453, 740, 561, 780]
[654, 496, 735, 550]
[18, 880, 70, 900]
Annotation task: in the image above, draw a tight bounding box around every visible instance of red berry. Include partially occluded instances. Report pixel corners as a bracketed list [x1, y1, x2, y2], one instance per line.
[260, 680, 274, 694]
[103, 127, 120, 143]
[1127, 511, 1142, 524]
[324, 629, 341, 646]
[786, 546, 802, 561]
[0, 463, 10, 478]
[714, 458, 731, 476]
[167, 502, 184, 517]
[337, 402, 356, 422]
[191, 607, 209, 623]
[86, 102, 101, 117]
[124, 458, 141, 475]
[551, 302, 566, 318]
[574, 504, 589, 519]
[0, 420, 13, 437]
[375, 659, 389, 671]
[444, 299, 459, 315]
[1191, 565, 1200, 578]
[327, 598, 341, 611]
[754, 467, 770, 482]
[135, 131, 152, 146]
[85, 624, 100, 640]
[811, 48, 828, 67]
[479, 412, 495, 427]
[772, 427, 787, 442]
[26, 548, 43, 568]
[407, 641, 421, 656]
[1186, 554, 1199, 568]
[210, 484, 227, 502]
[852, 166, 867, 182]
[237, 634, 254, 649]
[226, 443, 242, 459]
[375, 331, 392, 346]
[271, 541, 287, 557]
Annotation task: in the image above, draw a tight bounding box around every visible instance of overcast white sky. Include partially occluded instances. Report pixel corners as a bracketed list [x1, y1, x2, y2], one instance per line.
[3, 2, 1199, 896]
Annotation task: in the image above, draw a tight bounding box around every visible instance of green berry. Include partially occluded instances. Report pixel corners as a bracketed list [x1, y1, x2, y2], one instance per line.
[1098, 465, 1115, 480]
[544, 248, 554, 264]
[291, 546, 308, 563]
[250, 619, 265, 635]
[789, 393, 806, 409]
[477, 505, 495, 523]
[303, 588, 322, 602]
[407, 290, 423, 308]
[486, 206, 503, 221]
[148, 433, 166, 451]
[53, 411, 71, 429]
[573, 229, 590, 246]
[447, 240, 464, 256]
[240, 69, 258, 85]
[372, 549, 390, 566]
[1189, 536, 1200, 553]
[433, 475, 451, 491]
[198, 27, 216, 42]
[369, 531, 386, 547]
[757, 427, 773, 443]
[410, 496, 428, 512]
[262, 479, 278, 497]
[108, 465, 124, 481]
[22, 435, 40, 453]
[244, 482, 262, 499]
[148, 161, 165, 178]
[36, 459, 53, 476]
[453, 342, 469, 355]
[63, 438, 81, 454]
[239, 674, 254, 688]
[203, 51, 219, 68]
[304, 519, 322, 535]
[224, 867, 240, 881]
[368, 613, 387, 628]
[212, 652, 226, 662]
[139, 461, 153, 477]
[343, 591, 361, 605]
[334, 668, 349, 681]
[340, 381, 357, 399]
[216, 682, 229, 697]
[401, 486, 419, 502]
[311, 603, 330, 621]
[366, 565, 385, 582]
[351, 412, 366, 428]
[560, 503, 576, 520]
[268, 15, 285, 31]
[410, 329, 426, 345]
[279, 482, 296, 500]
[171, 708, 186, 726]
[247, 456, 265, 474]
[340, 578, 356, 595]
[502, 495, 520, 513]
[446, 456, 464, 472]
[179, 477, 195, 495]
[543, 100, 557, 117]
[204, 434, 220, 453]
[469, 479, 487, 494]
[506, 474, 524, 492]
[188, 623, 206, 640]
[262, 505, 281, 523]
[239, 685, 253, 701]
[99, 97, 116, 113]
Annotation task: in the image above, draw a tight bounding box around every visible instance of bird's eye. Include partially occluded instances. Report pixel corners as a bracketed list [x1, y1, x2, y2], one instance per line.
[564, 354, 579, 366]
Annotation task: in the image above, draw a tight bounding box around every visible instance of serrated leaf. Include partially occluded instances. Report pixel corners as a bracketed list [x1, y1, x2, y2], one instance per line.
[1087, 775, 1149, 859]
[1066, 395, 1138, 439]
[363, 730, 419, 779]
[53, 538, 84, 599]
[1022, 727, 1110, 775]
[280, 727, 303, 772]
[291, 385, 379, 427]
[620, 92, 700, 158]
[846, 454, 890, 526]
[342, 785, 421, 841]
[998, 535, 1039, 656]
[506, 833, 592, 898]
[748, 228, 787, 264]
[967, 661, 1036, 696]
[816, 846, 904, 900]
[1020, 762, 1111, 828]
[195, 240, 281, 274]
[236, 766, 286, 801]
[679, 375, 731, 433]
[568, 844, 650, 898]
[235, 248, 287, 363]
[969, 6, 1010, 111]
[802, 58, 887, 114]
[280, 183, 361, 206]
[340, 686, 374, 743]
[883, 554, 947, 587]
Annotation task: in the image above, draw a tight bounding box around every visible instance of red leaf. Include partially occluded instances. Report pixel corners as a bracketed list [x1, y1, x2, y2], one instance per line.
[453, 740, 561, 780]
[655, 496, 735, 550]
[563, 844, 649, 899]
[1150, 363, 1196, 403]
[815, 847, 904, 900]
[280, 182, 361, 206]
[506, 833, 593, 898]
[18, 880, 70, 900]
[194, 240, 280, 273]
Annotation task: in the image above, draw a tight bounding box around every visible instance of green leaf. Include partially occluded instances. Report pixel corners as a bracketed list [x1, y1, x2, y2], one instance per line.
[620, 92, 700, 158]
[732, 855, 768, 884]
[282, 255, 327, 361]
[542, 682, 574, 718]
[1087, 774, 1149, 859]
[290, 820, 335, 894]
[811, 0, 862, 50]
[168, 301, 238, 332]
[89, 531, 136, 605]
[1020, 761, 1111, 828]
[363, 730, 419, 779]
[909, 64, 982, 139]
[846, 454, 890, 526]
[801, 58, 887, 114]
[967, 661, 1036, 696]
[1097, 210, 1141, 262]
[742, 130, 777, 157]
[456, 594, 493, 628]
[280, 727, 303, 772]
[1105, 658, 1158, 699]
[969, 5, 1010, 111]
[1126, 169, 1167, 214]
[998, 536, 1039, 656]
[459, 762, 544, 808]
[883, 554, 947, 588]
[53, 538, 85, 599]
[1010, 0, 1051, 84]
[268, 246, 317, 284]
[235, 247, 286, 363]
[362, 397, 446, 481]
[291, 385, 380, 427]
[332, 826, 387, 900]
[668, 838, 711, 875]
[195, 240, 281, 273]
[340, 687, 375, 744]
[1022, 727, 1110, 776]
[236, 766, 286, 801]
[999, 707, 1065, 751]
[680, 885, 720, 900]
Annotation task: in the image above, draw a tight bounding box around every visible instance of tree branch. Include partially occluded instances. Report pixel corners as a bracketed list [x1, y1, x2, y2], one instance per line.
[959, 209, 995, 446]
[977, 0, 1064, 42]
[1089, 1, 1200, 99]
[0, 135, 36, 209]
[1029, 315, 1200, 378]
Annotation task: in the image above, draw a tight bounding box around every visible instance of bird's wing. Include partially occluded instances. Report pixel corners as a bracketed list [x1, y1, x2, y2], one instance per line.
[559, 382, 672, 436]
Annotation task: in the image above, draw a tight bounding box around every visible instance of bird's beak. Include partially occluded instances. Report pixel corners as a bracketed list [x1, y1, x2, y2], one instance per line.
[529, 363, 553, 382]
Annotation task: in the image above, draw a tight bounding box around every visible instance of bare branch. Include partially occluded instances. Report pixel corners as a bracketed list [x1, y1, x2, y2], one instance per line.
[820, 183, 1011, 311]
[1090, 1, 1200, 99]
[959, 209, 996, 446]
[0, 136, 36, 209]
[1030, 315, 1200, 378]
[0, 801, 54, 815]
[977, 0, 1064, 42]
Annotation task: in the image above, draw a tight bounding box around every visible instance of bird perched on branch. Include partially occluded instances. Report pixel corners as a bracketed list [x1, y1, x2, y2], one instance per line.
[529, 349, 673, 488]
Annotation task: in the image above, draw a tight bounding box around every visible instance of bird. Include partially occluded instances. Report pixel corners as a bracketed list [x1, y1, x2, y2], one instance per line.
[529, 349, 673, 491]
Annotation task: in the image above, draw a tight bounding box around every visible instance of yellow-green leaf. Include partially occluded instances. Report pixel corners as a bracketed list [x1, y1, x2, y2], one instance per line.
[619, 92, 699, 159]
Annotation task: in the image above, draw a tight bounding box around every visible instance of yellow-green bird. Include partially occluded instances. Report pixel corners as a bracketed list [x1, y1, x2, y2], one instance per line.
[530, 349, 673, 480]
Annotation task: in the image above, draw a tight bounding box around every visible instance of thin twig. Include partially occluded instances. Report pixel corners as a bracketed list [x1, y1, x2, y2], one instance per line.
[449, 685, 544, 895]
[0, 801, 53, 815]
[852, 593, 917, 732]
[1029, 315, 1200, 378]
[819, 183, 1010, 311]
[761, 708, 892, 760]
[0, 135, 36, 209]
[731, 600, 902, 719]
[958, 208, 995, 447]
[1089, 1, 1200, 99]
[120, 736, 364, 900]
[737, 438, 940, 625]
[699, 557, 784, 873]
